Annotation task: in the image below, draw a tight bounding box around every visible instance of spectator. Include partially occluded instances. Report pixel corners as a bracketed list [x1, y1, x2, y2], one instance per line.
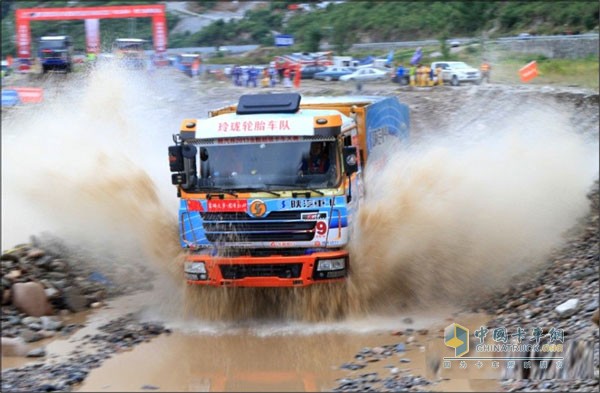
[409, 64, 417, 86]
[434, 64, 443, 86]
[232, 65, 242, 86]
[191, 57, 200, 78]
[269, 66, 278, 87]
[423, 64, 433, 86]
[395, 63, 405, 84]
[261, 67, 270, 88]
[480, 59, 491, 83]
[283, 67, 292, 88]
[247, 66, 258, 87]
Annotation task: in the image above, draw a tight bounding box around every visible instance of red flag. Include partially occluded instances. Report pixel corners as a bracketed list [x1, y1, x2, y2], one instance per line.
[519, 61, 538, 83]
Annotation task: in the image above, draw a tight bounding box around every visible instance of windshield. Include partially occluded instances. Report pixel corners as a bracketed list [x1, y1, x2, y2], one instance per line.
[195, 140, 340, 191]
[39, 40, 68, 50]
[452, 62, 469, 69]
[113, 41, 146, 52]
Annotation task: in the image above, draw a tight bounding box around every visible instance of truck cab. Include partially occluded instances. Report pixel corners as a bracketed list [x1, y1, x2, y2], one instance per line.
[174, 53, 201, 76]
[38, 35, 73, 73]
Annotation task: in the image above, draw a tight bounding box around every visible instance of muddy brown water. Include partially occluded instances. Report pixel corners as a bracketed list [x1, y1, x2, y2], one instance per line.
[2, 64, 597, 391]
[2, 292, 499, 392]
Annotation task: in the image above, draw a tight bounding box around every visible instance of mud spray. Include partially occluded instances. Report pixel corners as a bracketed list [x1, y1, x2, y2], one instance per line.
[2, 66, 598, 324]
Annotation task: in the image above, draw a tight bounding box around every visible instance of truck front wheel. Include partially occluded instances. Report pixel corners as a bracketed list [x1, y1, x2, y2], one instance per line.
[451, 75, 459, 86]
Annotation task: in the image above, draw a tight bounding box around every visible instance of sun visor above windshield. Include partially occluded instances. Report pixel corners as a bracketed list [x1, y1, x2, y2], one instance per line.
[236, 93, 301, 114]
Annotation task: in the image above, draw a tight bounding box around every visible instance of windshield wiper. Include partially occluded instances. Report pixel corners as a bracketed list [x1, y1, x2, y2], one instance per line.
[206, 190, 238, 199]
[234, 187, 281, 197]
[292, 189, 324, 197]
[266, 184, 325, 196]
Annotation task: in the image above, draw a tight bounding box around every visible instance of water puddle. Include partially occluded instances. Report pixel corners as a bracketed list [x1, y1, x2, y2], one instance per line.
[60, 298, 499, 392]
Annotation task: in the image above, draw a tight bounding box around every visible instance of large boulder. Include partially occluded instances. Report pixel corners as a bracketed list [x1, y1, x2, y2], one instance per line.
[11, 282, 54, 317]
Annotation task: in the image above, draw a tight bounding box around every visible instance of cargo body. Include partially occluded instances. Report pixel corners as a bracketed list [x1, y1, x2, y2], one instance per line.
[169, 93, 409, 287]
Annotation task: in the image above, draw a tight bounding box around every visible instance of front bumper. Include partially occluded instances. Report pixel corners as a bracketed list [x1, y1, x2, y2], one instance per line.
[184, 250, 349, 287]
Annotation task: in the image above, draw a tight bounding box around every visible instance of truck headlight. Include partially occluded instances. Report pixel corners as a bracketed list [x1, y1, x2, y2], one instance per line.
[316, 258, 346, 271]
[184, 262, 206, 274]
[184, 262, 208, 281]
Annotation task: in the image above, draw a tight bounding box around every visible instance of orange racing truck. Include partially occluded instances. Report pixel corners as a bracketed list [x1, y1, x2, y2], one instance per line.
[168, 93, 409, 287]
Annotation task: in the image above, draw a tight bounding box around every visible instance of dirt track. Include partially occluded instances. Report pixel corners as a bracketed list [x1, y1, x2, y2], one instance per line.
[1, 66, 598, 392]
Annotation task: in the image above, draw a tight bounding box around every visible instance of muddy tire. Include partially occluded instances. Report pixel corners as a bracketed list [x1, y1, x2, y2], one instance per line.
[325, 76, 332, 82]
[451, 75, 459, 86]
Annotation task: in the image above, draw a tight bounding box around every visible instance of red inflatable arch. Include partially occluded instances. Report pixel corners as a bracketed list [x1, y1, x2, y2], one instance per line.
[15, 4, 167, 62]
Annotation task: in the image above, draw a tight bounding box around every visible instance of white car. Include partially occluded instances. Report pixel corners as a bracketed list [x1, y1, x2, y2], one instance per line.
[430, 61, 481, 86]
[339, 67, 388, 82]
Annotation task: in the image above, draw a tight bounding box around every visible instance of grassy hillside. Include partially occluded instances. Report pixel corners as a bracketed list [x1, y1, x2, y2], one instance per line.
[1, 1, 598, 89]
[1, 1, 598, 56]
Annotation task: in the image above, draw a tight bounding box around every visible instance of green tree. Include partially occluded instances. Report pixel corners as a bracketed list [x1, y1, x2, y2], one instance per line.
[302, 25, 322, 52]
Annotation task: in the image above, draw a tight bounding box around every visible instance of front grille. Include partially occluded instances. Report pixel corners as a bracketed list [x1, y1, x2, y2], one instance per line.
[201, 210, 320, 243]
[220, 263, 303, 279]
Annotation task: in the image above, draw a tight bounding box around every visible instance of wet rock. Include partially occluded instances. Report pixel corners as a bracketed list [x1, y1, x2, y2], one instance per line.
[44, 287, 60, 300]
[3, 289, 11, 305]
[12, 282, 54, 317]
[46, 272, 68, 280]
[1, 252, 21, 263]
[21, 316, 42, 330]
[584, 299, 599, 312]
[33, 255, 53, 270]
[1, 337, 29, 356]
[5, 270, 22, 280]
[62, 286, 87, 312]
[555, 298, 579, 318]
[20, 328, 44, 343]
[26, 347, 46, 357]
[26, 248, 46, 259]
[48, 259, 68, 272]
[341, 362, 366, 371]
[40, 316, 63, 331]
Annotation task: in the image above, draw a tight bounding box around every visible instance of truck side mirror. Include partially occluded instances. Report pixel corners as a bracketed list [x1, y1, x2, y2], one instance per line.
[200, 147, 209, 161]
[168, 145, 184, 172]
[343, 146, 358, 176]
[181, 145, 198, 189]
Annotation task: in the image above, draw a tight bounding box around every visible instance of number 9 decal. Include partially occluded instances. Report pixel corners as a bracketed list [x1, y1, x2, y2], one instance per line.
[315, 221, 328, 235]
